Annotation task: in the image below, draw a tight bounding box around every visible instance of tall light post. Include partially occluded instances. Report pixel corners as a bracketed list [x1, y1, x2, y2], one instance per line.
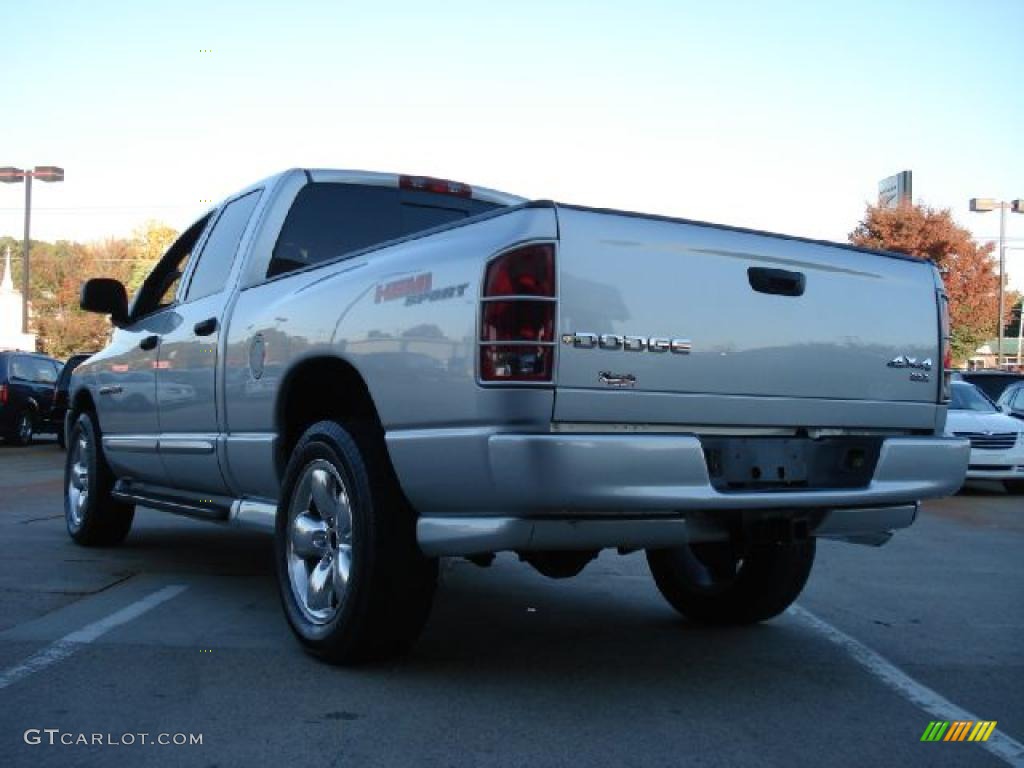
[0, 166, 65, 334]
[969, 197, 1024, 368]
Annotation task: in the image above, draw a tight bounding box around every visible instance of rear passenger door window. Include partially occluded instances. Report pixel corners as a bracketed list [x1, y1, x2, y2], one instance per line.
[267, 183, 498, 278]
[184, 191, 262, 301]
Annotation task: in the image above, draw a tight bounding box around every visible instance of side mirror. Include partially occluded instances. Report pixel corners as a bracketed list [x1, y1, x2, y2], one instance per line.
[80, 278, 128, 327]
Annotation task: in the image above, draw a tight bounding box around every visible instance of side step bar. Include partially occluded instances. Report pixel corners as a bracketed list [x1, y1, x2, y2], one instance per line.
[111, 480, 276, 532]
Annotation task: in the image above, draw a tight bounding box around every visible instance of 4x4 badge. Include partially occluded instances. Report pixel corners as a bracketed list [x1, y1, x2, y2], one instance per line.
[888, 355, 932, 370]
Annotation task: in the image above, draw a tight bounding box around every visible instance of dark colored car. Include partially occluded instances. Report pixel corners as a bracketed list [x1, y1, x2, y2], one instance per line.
[996, 381, 1024, 422]
[960, 370, 1024, 401]
[0, 351, 62, 445]
[53, 353, 94, 449]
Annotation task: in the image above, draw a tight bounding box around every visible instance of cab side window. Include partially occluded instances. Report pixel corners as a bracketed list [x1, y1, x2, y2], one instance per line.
[130, 214, 213, 320]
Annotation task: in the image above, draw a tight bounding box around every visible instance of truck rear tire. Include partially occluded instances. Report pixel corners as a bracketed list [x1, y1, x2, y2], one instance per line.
[275, 420, 437, 664]
[64, 411, 135, 546]
[646, 538, 815, 625]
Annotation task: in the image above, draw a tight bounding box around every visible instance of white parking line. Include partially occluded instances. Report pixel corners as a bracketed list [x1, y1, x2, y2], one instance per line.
[0, 584, 187, 691]
[790, 604, 1024, 767]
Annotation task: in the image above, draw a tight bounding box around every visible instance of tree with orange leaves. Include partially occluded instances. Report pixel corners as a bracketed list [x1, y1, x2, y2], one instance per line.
[849, 204, 1014, 363]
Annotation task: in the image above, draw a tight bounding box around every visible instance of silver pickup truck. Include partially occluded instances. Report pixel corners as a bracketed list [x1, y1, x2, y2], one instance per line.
[68, 168, 969, 663]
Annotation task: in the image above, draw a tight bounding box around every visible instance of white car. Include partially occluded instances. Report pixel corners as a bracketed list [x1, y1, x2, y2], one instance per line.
[945, 381, 1024, 492]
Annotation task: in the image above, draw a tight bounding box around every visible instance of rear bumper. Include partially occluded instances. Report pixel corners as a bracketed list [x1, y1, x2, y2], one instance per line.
[389, 430, 969, 514]
[485, 433, 967, 511]
[386, 430, 969, 556]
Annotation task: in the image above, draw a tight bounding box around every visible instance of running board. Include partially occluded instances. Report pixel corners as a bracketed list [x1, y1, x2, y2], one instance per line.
[111, 480, 277, 532]
[112, 480, 232, 522]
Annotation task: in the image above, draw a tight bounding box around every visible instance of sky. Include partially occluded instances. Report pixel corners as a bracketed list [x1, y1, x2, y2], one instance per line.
[1, 0, 1023, 282]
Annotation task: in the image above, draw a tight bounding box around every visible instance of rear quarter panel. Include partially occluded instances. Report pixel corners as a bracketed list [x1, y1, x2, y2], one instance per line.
[223, 206, 558, 499]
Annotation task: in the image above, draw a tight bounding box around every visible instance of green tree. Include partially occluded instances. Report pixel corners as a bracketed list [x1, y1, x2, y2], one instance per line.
[0, 219, 177, 357]
[128, 220, 178, 293]
[30, 239, 136, 358]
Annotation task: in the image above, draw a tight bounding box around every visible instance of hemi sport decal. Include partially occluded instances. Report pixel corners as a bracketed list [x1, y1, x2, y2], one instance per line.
[375, 273, 470, 306]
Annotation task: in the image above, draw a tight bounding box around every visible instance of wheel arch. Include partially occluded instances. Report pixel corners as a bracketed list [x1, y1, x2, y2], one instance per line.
[69, 388, 97, 424]
[274, 354, 386, 482]
[21, 396, 40, 417]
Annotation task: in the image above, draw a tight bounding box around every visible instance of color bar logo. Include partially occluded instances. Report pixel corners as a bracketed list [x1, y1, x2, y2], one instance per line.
[921, 721, 997, 742]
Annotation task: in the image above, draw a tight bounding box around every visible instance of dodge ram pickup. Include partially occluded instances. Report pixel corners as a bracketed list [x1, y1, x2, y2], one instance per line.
[68, 168, 970, 663]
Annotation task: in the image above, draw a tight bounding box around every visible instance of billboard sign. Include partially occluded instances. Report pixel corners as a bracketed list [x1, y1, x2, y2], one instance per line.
[879, 170, 913, 209]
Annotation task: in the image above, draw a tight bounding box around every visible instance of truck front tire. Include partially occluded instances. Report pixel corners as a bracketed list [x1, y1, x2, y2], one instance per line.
[275, 420, 437, 664]
[646, 538, 815, 625]
[64, 411, 135, 546]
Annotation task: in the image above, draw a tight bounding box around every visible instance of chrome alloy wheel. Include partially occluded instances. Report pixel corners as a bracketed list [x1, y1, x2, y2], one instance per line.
[286, 460, 355, 624]
[17, 413, 32, 443]
[67, 433, 90, 527]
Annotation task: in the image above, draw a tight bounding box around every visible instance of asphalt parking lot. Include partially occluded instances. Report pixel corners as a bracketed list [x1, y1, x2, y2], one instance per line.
[0, 441, 1021, 767]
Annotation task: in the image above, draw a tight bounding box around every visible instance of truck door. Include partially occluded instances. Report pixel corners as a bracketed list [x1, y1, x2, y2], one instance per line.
[92, 219, 215, 486]
[156, 190, 261, 495]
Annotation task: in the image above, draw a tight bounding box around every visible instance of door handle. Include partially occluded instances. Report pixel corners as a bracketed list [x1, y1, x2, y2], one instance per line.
[139, 335, 159, 351]
[194, 317, 218, 336]
[748, 267, 806, 297]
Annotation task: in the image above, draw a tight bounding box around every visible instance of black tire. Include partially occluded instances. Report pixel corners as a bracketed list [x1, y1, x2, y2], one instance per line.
[647, 538, 816, 625]
[57, 422, 67, 450]
[275, 420, 437, 664]
[64, 411, 135, 546]
[6, 411, 33, 446]
[1004, 480, 1024, 494]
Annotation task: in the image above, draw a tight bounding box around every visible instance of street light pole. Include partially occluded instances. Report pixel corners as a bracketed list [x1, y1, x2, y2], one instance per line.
[969, 197, 1024, 369]
[1018, 303, 1023, 369]
[0, 165, 64, 337]
[21, 173, 31, 335]
[998, 202, 1005, 369]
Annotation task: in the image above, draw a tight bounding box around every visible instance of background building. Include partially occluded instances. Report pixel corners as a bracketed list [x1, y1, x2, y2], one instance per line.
[0, 246, 36, 351]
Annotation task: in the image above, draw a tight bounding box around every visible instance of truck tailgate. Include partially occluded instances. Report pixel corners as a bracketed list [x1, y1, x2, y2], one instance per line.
[553, 206, 942, 429]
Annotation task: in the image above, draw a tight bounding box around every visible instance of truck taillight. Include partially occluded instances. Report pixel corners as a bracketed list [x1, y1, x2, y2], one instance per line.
[938, 290, 952, 403]
[479, 243, 556, 383]
[0, 384, 6, 405]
